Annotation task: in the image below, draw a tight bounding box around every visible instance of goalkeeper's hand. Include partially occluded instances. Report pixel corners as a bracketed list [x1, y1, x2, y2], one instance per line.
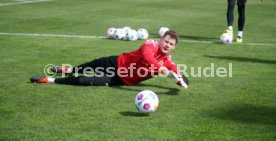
[176, 81, 184, 87]
[168, 71, 189, 88]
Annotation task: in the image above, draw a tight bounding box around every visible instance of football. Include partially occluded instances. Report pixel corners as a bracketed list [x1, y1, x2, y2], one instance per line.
[122, 26, 132, 40]
[220, 32, 233, 44]
[122, 26, 132, 34]
[158, 27, 169, 37]
[134, 90, 159, 113]
[137, 28, 149, 40]
[114, 28, 126, 40]
[107, 27, 116, 38]
[126, 29, 138, 41]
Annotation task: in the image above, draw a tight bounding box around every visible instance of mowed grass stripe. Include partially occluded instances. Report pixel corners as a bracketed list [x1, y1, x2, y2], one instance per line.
[0, 32, 276, 46]
[0, 0, 52, 7]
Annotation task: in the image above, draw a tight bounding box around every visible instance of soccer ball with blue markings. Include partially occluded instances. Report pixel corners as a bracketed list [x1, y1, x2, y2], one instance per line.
[126, 29, 138, 41]
[137, 28, 149, 40]
[107, 27, 116, 38]
[220, 32, 233, 44]
[114, 28, 126, 40]
[134, 90, 159, 113]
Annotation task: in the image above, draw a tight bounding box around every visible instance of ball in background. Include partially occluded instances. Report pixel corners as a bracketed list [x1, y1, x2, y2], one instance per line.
[220, 32, 233, 44]
[123, 26, 132, 34]
[107, 27, 116, 38]
[126, 29, 138, 41]
[158, 27, 169, 37]
[114, 28, 126, 40]
[137, 28, 149, 40]
[122, 26, 132, 40]
[134, 90, 159, 113]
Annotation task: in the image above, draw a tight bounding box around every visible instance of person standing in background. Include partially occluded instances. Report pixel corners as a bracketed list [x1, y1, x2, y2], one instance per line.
[225, 0, 247, 43]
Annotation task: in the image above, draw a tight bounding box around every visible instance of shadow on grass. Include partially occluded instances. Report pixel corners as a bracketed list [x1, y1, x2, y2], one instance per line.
[204, 104, 276, 125]
[149, 33, 160, 38]
[204, 55, 276, 65]
[27, 79, 180, 95]
[179, 35, 218, 41]
[149, 33, 218, 42]
[113, 83, 180, 95]
[119, 111, 150, 117]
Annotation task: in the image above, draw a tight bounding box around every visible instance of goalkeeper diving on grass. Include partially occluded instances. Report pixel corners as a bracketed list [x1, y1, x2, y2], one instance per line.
[30, 30, 189, 88]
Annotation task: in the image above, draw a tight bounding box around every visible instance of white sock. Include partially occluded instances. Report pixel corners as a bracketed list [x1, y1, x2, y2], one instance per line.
[228, 26, 233, 31]
[47, 77, 55, 83]
[237, 31, 243, 37]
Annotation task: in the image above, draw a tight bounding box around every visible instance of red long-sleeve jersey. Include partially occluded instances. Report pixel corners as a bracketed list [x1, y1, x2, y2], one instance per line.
[117, 39, 179, 86]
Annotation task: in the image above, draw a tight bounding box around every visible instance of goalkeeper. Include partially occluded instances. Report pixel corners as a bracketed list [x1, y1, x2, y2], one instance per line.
[30, 30, 189, 88]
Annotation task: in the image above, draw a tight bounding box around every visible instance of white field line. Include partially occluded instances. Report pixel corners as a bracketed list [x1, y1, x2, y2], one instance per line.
[0, 32, 275, 46]
[0, 32, 106, 39]
[0, 0, 51, 7]
[180, 39, 212, 44]
[179, 39, 276, 46]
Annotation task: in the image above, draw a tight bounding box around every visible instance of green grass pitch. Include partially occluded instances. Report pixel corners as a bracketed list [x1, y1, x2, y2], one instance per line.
[0, 0, 276, 140]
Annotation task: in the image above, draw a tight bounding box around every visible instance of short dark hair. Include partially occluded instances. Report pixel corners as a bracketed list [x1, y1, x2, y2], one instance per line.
[162, 30, 180, 44]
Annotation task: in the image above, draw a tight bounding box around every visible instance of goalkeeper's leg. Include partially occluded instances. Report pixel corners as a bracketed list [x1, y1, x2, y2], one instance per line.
[236, 0, 246, 42]
[227, 0, 236, 30]
[51, 56, 118, 75]
[31, 74, 123, 86]
[31, 75, 113, 86]
[54, 76, 112, 86]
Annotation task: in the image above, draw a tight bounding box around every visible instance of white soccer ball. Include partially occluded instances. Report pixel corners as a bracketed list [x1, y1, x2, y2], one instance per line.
[220, 33, 233, 44]
[114, 28, 126, 40]
[122, 27, 132, 40]
[107, 27, 117, 39]
[123, 26, 132, 34]
[134, 90, 159, 113]
[158, 27, 169, 37]
[137, 28, 149, 40]
[126, 29, 138, 41]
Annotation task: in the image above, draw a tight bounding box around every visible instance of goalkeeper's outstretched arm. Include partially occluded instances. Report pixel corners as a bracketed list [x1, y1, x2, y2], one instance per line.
[168, 71, 189, 88]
